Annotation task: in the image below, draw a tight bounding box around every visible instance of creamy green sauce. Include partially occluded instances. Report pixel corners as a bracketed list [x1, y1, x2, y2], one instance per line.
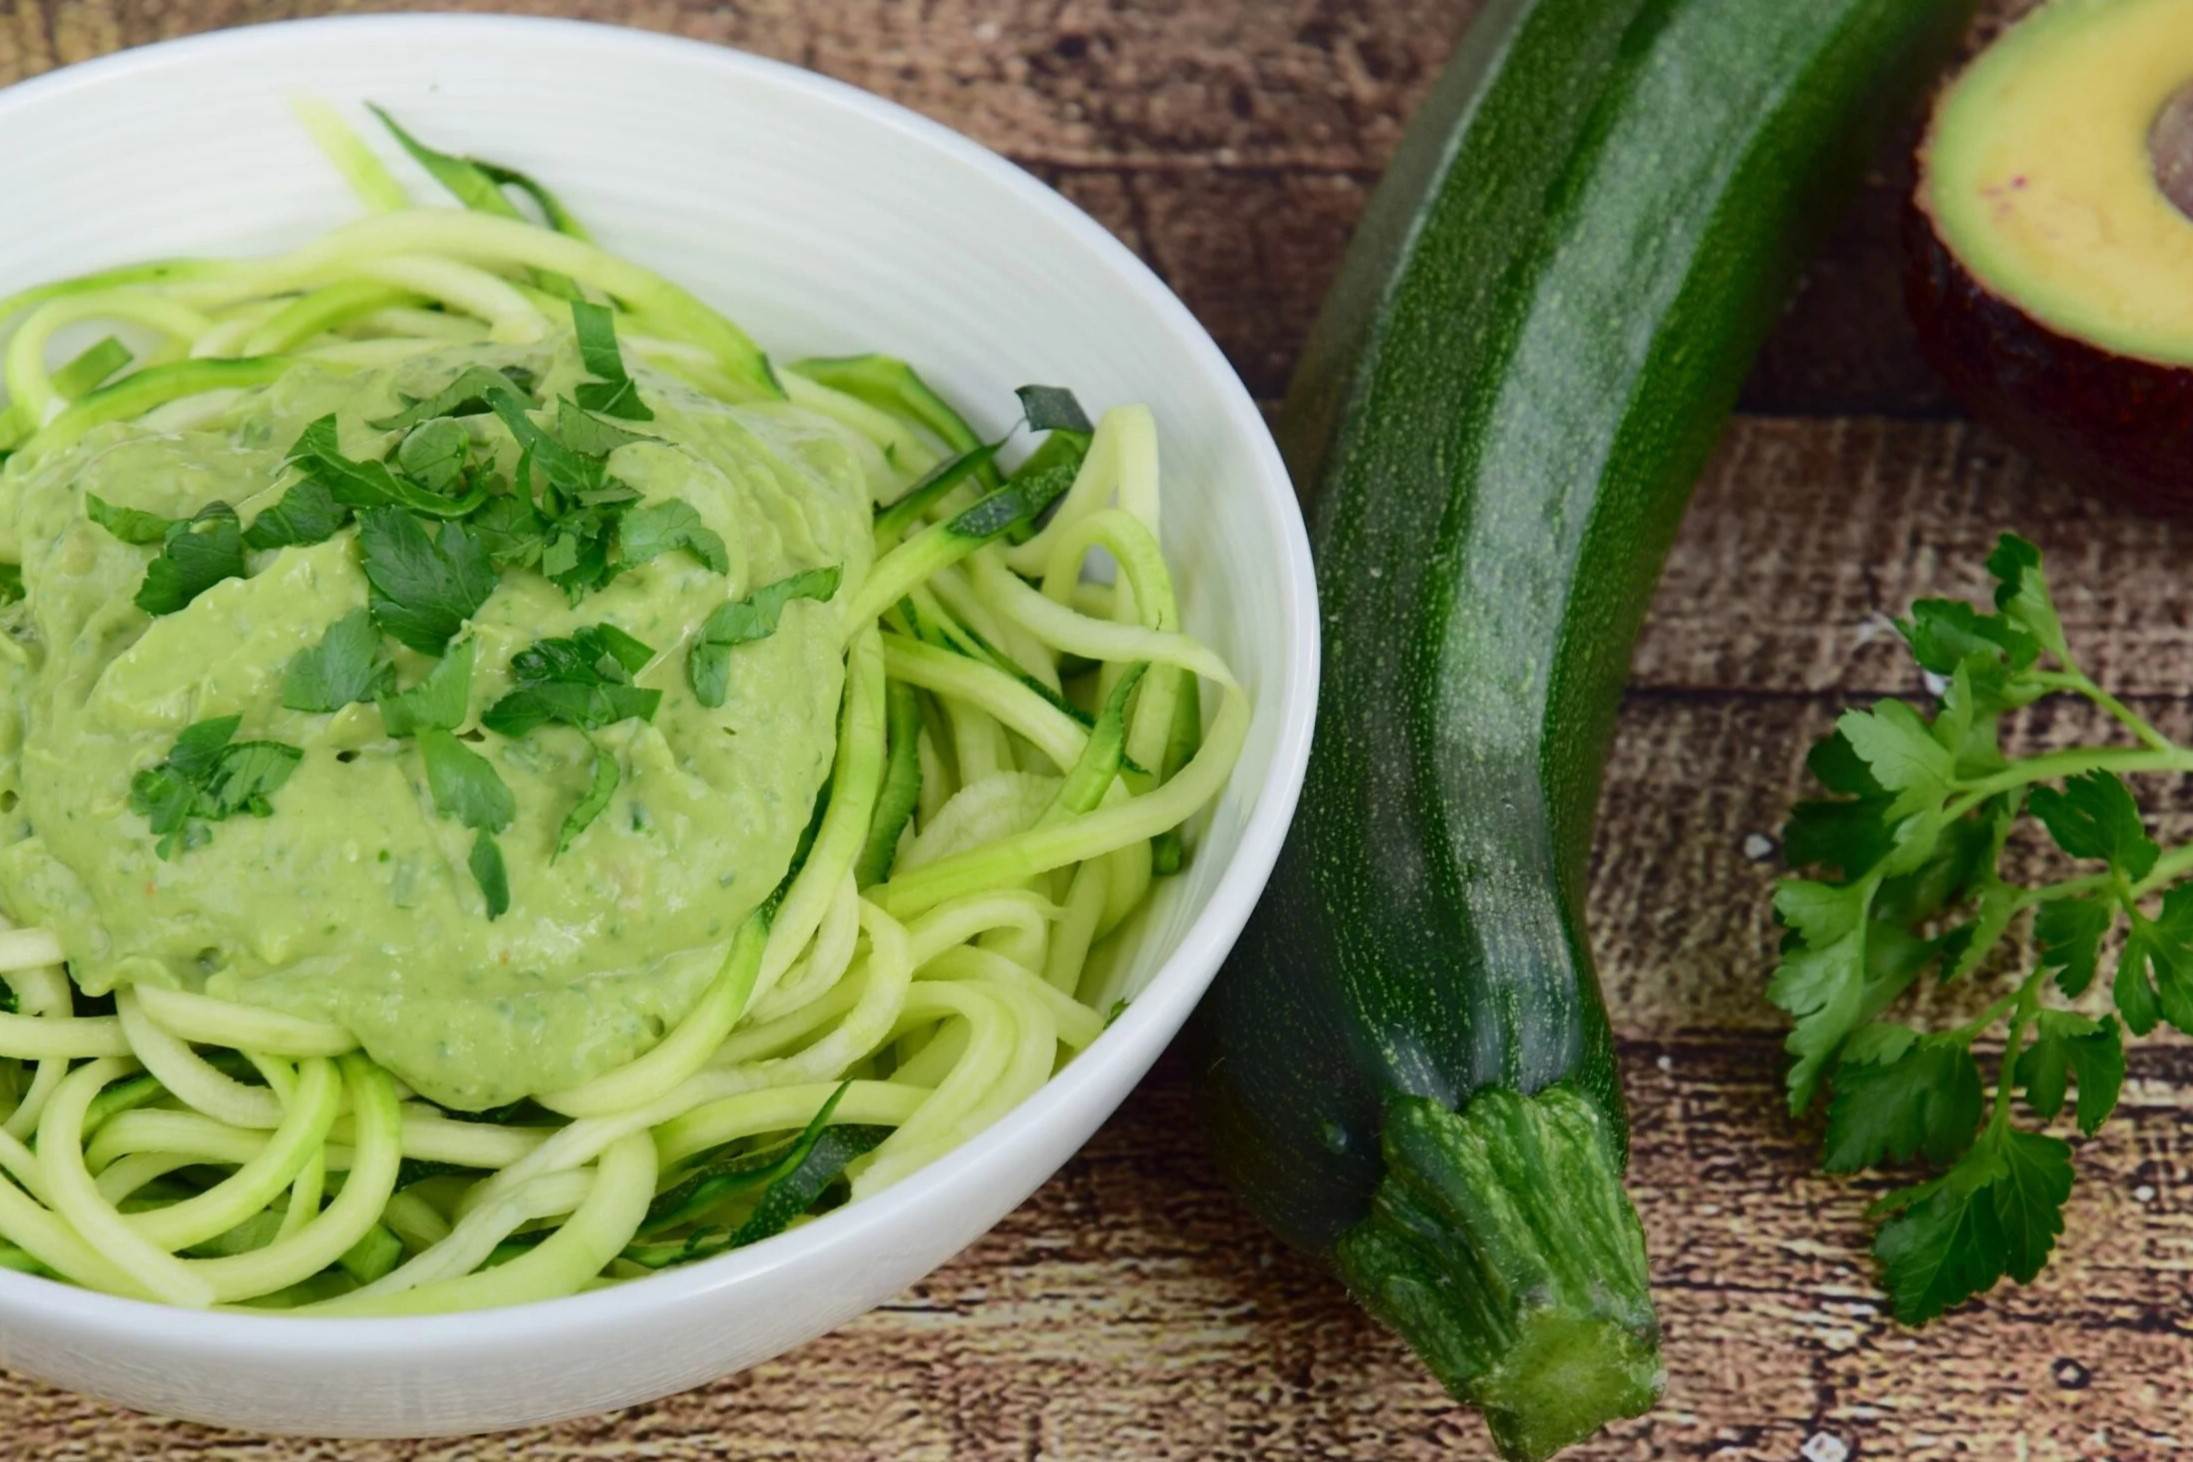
[0, 341, 876, 1109]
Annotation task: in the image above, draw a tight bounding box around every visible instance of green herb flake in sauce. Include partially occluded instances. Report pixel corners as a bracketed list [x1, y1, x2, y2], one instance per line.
[687, 566, 842, 709]
[128, 715, 303, 859]
[281, 609, 395, 713]
[482, 625, 660, 737]
[378, 637, 476, 738]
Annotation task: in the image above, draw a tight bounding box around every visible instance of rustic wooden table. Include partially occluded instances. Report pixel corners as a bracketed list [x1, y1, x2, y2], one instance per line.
[3, 1, 2185, 1457]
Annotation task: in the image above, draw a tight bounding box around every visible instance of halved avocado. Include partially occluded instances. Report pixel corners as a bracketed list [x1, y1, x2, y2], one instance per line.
[1910, 0, 2193, 509]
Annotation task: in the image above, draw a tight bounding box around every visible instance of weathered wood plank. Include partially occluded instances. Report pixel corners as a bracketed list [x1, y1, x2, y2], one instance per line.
[1635, 417, 2193, 700]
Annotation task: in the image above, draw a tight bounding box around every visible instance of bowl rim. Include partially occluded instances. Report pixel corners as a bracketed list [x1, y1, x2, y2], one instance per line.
[0, 12, 1319, 1354]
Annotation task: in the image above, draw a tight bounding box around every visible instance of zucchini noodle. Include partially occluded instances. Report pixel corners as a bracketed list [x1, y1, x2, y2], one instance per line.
[0, 103, 1245, 1314]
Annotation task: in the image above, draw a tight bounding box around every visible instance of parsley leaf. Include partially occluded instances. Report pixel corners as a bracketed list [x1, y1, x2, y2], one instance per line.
[244, 478, 349, 551]
[1874, 1127, 2072, 1325]
[555, 739, 619, 860]
[481, 388, 651, 601]
[572, 300, 652, 421]
[2117, 881, 2193, 1036]
[128, 715, 303, 858]
[552, 398, 652, 459]
[368, 364, 534, 433]
[617, 499, 727, 574]
[394, 418, 473, 495]
[85, 494, 176, 545]
[2028, 771, 2158, 880]
[486, 387, 602, 496]
[686, 566, 843, 709]
[134, 502, 247, 615]
[1767, 877, 1875, 1114]
[357, 507, 497, 655]
[481, 625, 660, 737]
[286, 415, 486, 519]
[418, 727, 514, 919]
[1836, 700, 1955, 821]
[281, 609, 394, 713]
[2035, 894, 2112, 997]
[1824, 1037, 1982, 1173]
[2016, 1011, 2122, 1135]
[1899, 598, 2039, 678]
[418, 728, 514, 833]
[1783, 733, 1897, 880]
[378, 637, 475, 737]
[469, 495, 548, 570]
[468, 831, 510, 921]
[1985, 532, 2067, 659]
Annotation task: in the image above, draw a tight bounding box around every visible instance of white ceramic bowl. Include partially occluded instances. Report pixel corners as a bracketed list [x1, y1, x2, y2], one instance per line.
[0, 15, 1317, 1438]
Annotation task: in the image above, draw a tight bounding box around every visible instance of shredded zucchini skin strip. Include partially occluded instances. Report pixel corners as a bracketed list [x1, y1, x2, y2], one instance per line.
[0, 104, 1245, 1313]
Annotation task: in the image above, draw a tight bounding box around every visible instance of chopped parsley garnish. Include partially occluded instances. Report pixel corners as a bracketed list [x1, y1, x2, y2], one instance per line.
[482, 624, 660, 737]
[481, 387, 658, 602]
[357, 507, 496, 655]
[98, 328, 709, 918]
[378, 637, 475, 737]
[281, 609, 394, 713]
[687, 566, 843, 709]
[132, 502, 246, 615]
[418, 728, 514, 919]
[394, 418, 473, 495]
[87, 494, 250, 612]
[85, 494, 177, 545]
[286, 415, 486, 519]
[617, 499, 727, 575]
[552, 397, 651, 460]
[556, 740, 619, 860]
[129, 715, 303, 859]
[368, 364, 535, 434]
[468, 833, 511, 922]
[243, 478, 348, 551]
[572, 299, 652, 421]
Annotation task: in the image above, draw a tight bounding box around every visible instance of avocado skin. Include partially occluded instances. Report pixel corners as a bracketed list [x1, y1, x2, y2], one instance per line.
[1907, 193, 2193, 513]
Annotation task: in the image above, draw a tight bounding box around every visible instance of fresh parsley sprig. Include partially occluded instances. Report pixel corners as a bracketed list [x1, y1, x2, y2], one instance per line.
[1774, 533, 2192, 1325]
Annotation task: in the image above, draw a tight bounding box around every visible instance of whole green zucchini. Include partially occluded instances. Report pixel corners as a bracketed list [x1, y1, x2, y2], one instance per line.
[1192, 0, 1973, 1457]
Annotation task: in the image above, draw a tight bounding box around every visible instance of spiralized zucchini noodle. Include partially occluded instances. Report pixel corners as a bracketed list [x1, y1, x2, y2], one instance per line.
[0, 104, 1245, 1312]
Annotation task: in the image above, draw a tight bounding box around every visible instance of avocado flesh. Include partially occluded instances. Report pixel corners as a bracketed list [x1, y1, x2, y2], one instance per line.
[1922, 0, 2193, 365]
[1909, 0, 2193, 509]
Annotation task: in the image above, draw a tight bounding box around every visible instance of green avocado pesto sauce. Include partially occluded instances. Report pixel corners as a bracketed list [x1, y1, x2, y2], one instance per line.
[0, 340, 877, 1109]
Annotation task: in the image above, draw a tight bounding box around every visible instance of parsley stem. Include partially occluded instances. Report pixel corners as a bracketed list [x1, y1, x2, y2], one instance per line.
[1987, 973, 2043, 1134]
[1946, 989, 2021, 1045]
[1948, 745, 2193, 819]
[2029, 670, 2178, 755]
[2013, 872, 2111, 910]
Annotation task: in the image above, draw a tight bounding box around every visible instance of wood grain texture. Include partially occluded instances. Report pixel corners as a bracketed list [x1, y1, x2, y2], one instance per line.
[4, 0, 2189, 1458]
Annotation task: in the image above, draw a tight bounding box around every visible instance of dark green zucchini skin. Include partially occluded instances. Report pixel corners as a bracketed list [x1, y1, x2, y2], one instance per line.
[1192, 0, 1971, 1454]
